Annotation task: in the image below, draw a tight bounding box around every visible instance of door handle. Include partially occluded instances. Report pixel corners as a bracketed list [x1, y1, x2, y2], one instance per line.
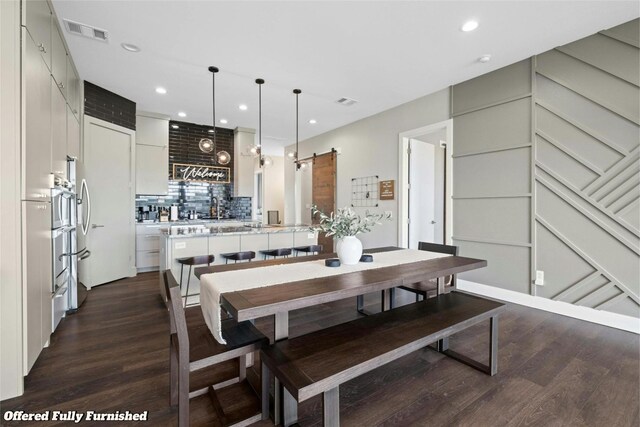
[91, 224, 104, 229]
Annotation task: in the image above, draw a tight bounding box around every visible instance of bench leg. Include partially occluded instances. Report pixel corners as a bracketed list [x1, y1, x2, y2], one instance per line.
[490, 315, 498, 376]
[440, 315, 499, 376]
[283, 387, 298, 427]
[323, 387, 339, 427]
[261, 362, 270, 421]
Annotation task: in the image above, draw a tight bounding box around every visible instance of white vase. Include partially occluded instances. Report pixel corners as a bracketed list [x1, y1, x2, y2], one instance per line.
[336, 236, 363, 265]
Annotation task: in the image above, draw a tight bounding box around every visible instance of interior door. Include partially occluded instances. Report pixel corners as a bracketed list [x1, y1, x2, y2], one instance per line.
[312, 152, 337, 254]
[84, 118, 135, 286]
[408, 139, 436, 248]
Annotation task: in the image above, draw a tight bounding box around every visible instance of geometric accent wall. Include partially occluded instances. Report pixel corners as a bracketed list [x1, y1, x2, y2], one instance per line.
[533, 19, 640, 317]
[452, 18, 639, 319]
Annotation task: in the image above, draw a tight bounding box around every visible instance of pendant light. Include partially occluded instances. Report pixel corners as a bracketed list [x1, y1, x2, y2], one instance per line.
[293, 89, 302, 170]
[256, 78, 265, 167]
[207, 65, 231, 165]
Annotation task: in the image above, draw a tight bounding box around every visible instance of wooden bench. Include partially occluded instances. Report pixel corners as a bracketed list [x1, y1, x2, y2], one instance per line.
[260, 292, 505, 426]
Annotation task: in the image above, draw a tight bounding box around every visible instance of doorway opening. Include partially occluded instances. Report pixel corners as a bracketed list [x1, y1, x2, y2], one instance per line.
[398, 119, 453, 248]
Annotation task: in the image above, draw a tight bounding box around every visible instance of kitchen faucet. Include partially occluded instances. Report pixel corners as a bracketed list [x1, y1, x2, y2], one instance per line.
[212, 197, 221, 220]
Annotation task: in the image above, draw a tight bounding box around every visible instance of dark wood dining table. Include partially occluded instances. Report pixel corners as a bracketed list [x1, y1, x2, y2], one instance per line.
[194, 246, 487, 423]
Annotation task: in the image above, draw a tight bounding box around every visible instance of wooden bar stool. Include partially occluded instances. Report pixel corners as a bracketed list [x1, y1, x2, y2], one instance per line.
[259, 248, 292, 260]
[220, 251, 255, 264]
[176, 255, 214, 307]
[292, 244, 323, 256]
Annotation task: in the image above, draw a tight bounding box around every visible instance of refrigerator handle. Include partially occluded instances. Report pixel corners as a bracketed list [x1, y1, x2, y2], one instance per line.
[81, 178, 91, 236]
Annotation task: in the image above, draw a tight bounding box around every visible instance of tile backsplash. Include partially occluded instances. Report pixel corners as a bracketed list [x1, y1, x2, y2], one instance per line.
[135, 181, 252, 221]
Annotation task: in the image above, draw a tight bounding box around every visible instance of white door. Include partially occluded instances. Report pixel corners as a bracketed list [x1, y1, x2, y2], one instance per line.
[409, 139, 436, 248]
[84, 117, 135, 287]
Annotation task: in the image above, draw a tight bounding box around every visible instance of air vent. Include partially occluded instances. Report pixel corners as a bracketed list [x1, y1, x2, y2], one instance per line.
[336, 97, 358, 106]
[63, 19, 109, 42]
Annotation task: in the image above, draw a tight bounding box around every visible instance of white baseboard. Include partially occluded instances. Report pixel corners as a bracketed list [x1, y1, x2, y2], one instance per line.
[457, 279, 640, 334]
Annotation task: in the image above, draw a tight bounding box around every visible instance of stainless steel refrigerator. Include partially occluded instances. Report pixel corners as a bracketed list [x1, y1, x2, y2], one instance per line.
[67, 158, 91, 313]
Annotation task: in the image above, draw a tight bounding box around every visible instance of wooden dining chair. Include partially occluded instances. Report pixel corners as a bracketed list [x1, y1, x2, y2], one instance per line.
[398, 242, 458, 302]
[164, 271, 267, 427]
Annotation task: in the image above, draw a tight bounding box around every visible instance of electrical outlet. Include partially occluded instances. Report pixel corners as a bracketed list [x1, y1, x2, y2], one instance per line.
[175, 242, 186, 249]
[534, 270, 544, 286]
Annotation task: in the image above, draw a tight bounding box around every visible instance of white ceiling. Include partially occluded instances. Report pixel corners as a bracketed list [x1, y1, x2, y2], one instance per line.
[52, 1, 639, 148]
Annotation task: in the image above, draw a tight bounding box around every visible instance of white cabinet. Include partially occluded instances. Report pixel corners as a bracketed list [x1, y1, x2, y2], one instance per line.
[23, 30, 52, 201]
[66, 56, 80, 119]
[136, 224, 163, 271]
[22, 201, 52, 374]
[268, 232, 295, 250]
[67, 105, 80, 160]
[51, 26, 66, 97]
[135, 113, 169, 195]
[23, 0, 51, 71]
[208, 235, 241, 265]
[136, 144, 168, 195]
[51, 80, 67, 180]
[294, 230, 318, 247]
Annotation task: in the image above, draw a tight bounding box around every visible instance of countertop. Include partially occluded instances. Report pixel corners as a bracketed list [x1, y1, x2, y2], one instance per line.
[161, 224, 314, 238]
[137, 219, 256, 226]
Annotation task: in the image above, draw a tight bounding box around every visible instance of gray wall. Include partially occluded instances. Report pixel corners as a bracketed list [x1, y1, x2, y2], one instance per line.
[452, 19, 640, 318]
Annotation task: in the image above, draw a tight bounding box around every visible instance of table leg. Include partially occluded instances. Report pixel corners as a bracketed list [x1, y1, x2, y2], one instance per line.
[273, 311, 295, 425]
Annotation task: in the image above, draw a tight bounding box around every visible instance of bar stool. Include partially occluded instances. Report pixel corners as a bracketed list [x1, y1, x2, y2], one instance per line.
[259, 248, 292, 260]
[220, 251, 256, 264]
[176, 255, 214, 307]
[292, 245, 323, 256]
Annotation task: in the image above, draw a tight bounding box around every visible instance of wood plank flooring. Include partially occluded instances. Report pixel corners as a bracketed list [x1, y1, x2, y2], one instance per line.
[1, 272, 638, 426]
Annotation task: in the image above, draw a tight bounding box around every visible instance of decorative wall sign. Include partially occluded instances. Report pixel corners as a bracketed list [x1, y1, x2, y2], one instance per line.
[172, 163, 230, 183]
[351, 175, 379, 207]
[379, 180, 395, 200]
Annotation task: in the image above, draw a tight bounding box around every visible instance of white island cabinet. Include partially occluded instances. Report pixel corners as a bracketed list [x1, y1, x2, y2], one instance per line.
[158, 227, 317, 303]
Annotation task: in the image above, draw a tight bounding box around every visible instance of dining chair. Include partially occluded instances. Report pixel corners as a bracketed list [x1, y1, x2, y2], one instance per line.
[164, 271, 267, 427]
[398, 242, 458, 302]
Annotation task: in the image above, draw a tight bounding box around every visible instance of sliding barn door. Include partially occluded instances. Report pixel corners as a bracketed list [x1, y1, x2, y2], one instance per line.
[312, 152, 337, 254]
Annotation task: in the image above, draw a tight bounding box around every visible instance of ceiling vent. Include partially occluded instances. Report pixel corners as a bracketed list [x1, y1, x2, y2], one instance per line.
[63, 19, 109, 42]
[336, 97, 358, 107]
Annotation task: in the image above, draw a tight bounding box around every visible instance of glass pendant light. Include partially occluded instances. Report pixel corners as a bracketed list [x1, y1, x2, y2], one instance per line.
[208, 65, 231, 165]
[199, 138, 214, 153]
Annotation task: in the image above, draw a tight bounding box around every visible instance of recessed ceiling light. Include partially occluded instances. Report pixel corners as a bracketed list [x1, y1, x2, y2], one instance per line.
[171, 124, 179, 129]
[308, 119, 317, 124]
[239, 104, 248, 111]
[478, 54, 492, 63]
[178, 112, 186, 117]
[208, 129, 215, 133]
[219, 119, 228, 124]
[461, 20, 479, 32]
[121, 43, 140, 52]
[155, 87, 167, 94]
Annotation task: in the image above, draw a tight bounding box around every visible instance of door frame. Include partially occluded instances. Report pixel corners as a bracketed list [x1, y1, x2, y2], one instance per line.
[83, 115, 137, 286]
[398, 119, 453, 248]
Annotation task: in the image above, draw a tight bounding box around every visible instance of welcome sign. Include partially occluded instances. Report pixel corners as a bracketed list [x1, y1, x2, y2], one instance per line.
[172, 163, 231, 183]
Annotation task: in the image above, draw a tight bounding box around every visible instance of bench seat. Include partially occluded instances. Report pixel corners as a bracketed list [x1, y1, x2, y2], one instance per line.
[261, 292, 505, 425]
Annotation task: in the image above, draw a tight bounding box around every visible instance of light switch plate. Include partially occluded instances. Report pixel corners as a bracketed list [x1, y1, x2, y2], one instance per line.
[534, 270, 544, 286]
[175, 242, 186, 249]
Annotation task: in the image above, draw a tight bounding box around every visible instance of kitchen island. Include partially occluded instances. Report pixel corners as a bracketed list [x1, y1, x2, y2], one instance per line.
[158, 224, 318, 303]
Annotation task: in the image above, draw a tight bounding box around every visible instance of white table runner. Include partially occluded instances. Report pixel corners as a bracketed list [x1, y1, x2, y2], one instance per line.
[200, 249, 450, 344]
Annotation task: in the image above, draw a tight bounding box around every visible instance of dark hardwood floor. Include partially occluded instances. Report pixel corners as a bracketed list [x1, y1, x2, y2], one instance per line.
[1, 272, 638, 426]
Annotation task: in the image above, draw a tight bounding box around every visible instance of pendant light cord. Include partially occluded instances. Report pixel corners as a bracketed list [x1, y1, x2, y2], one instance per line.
[256, 78, 265, 167]
[208, 66, 219, 160]
[294, 89, 301, 169]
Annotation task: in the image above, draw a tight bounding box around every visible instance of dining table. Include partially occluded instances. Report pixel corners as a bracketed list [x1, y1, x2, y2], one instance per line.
[194, 246, 488, 424]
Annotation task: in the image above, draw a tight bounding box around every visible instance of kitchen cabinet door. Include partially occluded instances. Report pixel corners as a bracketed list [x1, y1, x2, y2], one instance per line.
[135, 144, 168, 195]
[51, 80, 67, 180]
[66, 56, 80, 118]
[24, 0, 51, 70]
[51, 26, 66, 97]
[136, 115, 169, 147]
[24, 31, 52, 201]
[66, 105, 80, 160]
[22, 201, 52, 374]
